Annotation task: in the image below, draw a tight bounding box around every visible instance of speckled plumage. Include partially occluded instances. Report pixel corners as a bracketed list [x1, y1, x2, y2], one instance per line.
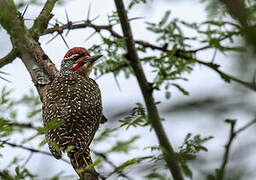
[42, 47, 104, 171]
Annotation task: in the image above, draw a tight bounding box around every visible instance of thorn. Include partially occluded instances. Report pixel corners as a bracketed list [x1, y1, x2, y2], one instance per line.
[54, 18, 64, 25]
[0, 70, 10, 83]
[95, 74, 102, 80]
[87, 2, 91, 20]
[0, 70, 10, 75]
[98, 31, 104, 39]
[22, 4, 29, 18]
[48, 22, 55, 27]
[0, 76, 11, 83]
[24, 18, 35, 21]
[91, 15, 100, 22]
[72, 20, 84, 24]
[211, 48, 217, 63]
[65, 29, 70, 37]
[128, 16, 144, 21]
[46, 33, 59, 44]
[59, 33, 70, 50]
[111, 16, 144, 26]
[65, 9, 69, 23]
[84, 31, 97, 42]
[113, 74, 121, 91]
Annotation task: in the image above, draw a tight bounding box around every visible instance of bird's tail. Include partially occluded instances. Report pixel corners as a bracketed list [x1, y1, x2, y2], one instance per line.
[68, 148, 92, 170]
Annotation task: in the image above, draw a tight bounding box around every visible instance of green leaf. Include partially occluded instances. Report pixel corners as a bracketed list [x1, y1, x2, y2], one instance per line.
[108, 156, 152, 176]
[119, 103, 149, 129]
[178, 133, 213, 156]
[86, 158, 103, 169]
[108, 136, 139, 153]
[94, 127, 118, 142]
[37, 118, 64, 134]
[165, 91, 171, 99]
[128, 0, 147, 9]
[181, 163, 192, 178]
[159, 11, 171, 27]
[145, 172, 167, 180]
[171, 83, 189, 95]
[38, 138, 48, 147]
[27, 108, 41, 118]
[64, 145, 74, 153]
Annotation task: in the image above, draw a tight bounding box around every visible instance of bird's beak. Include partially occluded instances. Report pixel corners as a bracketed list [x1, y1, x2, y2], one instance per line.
[75, 55, 102, 65]
[83, 55, 103, 63]
[72, 55, 102, 72]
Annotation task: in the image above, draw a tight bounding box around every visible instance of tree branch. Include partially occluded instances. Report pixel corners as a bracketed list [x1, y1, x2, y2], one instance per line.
[0, 48, 17, 68]
[8, 122, 39, 130]
[218, 118, 256, 180]
[31, 0, 58, 39]
[92, 151, 132, 180]
[43, 20, 242, 57]
[43, 20, 256, 93]
[195, 59, 256, 91]
[0, 140, 70, 164]
[113, 0, 184, 180]
[220, 0, 256, 51]
[0, 0, 59, 100]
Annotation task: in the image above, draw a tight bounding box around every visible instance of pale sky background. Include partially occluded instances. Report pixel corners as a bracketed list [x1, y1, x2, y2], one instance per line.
[0, 0, 256, 179]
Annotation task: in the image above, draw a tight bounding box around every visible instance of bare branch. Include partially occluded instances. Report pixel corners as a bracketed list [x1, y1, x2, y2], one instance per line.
[92, 151, 133, 180]
[236, 118, 256, 134]
[0, 48, 17, 68]
[218, 119, 236, 180]
[43, 21, 239, 58]
[31, 0, 58, 39]
[8, 122, 39, 130]
[195, 59, 256, 91]
[0, 140, 70, 164]
[41, 9, 256, 93]
[113, 0, 184, 179]
[218, 118, 256, 180]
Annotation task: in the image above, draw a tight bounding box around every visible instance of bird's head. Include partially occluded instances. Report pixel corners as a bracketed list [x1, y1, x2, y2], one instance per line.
[60, 47, 102, 76]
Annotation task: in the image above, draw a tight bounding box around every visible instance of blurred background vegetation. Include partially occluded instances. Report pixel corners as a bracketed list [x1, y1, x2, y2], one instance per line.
[0, 0, 256, 179]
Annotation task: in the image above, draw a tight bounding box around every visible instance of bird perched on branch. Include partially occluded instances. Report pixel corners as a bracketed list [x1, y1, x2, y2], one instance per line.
[42, 47, 106, 178]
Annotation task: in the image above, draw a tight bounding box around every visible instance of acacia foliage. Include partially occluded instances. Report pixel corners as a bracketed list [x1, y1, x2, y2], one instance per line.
[1, 0, 256, 179]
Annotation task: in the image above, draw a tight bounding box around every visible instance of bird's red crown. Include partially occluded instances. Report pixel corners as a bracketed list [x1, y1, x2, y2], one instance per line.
[64, 47, 90, 58]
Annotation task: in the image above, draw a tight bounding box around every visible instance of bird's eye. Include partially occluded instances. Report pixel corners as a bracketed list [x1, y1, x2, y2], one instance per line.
[72, 56, 80, 61]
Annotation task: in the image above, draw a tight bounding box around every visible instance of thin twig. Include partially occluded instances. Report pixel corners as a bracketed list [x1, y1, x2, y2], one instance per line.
[42, 20, 256, 93]
[236, 118, 256, 134]
[190, 31, 240, 53]
[218, 118, 256, 180]
[196, 59, 256, 91]
[43, 21, 239, 56]
[0, 140, 70, 164]
[93, 151, 133, 180]
[218, 119, 236, 180]
[8, 122, 39, 130]
[21, 152, 33, 168]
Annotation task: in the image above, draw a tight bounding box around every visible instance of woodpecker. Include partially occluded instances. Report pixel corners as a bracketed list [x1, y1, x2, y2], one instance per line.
[42, 47, 105, 177]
